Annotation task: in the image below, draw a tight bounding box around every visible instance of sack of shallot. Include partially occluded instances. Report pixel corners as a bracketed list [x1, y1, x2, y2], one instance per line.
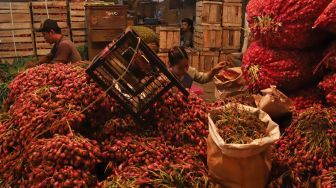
[207, 103, 280, 188]
[214, 67, 246, 99]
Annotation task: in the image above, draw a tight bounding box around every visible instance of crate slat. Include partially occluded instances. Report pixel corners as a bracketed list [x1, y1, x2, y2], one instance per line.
[222, 2, 242, 27]
[0, 51, 34, 58]
[0, 2, 29, 10]
[222, 27, 241, 50]
[159, 26, 180, 52]
[0, 13, 31, 23]
[196, 1, 222, 26]
[194, 25, 222, 51]
[199, 51, 220, 72]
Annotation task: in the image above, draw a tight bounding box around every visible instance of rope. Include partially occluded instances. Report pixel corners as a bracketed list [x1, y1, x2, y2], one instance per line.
[9, 2, 18, 58]
[44, 0, 49, 18]
[79, 37, 142, 114]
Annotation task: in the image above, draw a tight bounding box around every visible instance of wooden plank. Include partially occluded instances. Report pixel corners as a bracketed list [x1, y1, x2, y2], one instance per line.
[199, 51, 219, 72]
[33, 15, 67, 22]
[194, 25, 222, 50]
[0, 2, 29, 10]
[0, 29, 32, 37]
[0, 43, 34, 50]
[0, 13, 30, 23]
[72, 30, 86, 36]
[159, 26, 180, 51]
[71, 22, 85, 29]
[0, 22, 31, 30]
[71, 17, 85, 22]
[33, 22, 68, 28]
[196, 1, 222, 26]
[0, 51, 34, 58]
[70, 10, 85, 17]
[222, 27, 241, 50]
[31, 2, 66, 7]
[222, 3, 243, 27]
[0, 37, 33, 43]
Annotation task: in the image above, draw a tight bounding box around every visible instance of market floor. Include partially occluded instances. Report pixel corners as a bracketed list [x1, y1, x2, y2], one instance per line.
[194, 81, 216, 102]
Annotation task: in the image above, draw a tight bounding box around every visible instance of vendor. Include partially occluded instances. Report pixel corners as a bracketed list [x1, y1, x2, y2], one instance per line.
[27, 19, 81, 67]
[180, 18, 194, 48]
[168, 46, 229, 88]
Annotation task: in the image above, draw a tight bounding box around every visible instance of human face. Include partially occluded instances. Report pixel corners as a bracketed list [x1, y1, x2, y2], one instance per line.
[171, 59, 189, 78]
[181, 22, 190, 32]
[42, 32, 53, 44]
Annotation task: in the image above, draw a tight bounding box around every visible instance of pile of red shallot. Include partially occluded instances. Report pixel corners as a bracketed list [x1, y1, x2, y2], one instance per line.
[270, 106, 336, 187]
[0, 63, 214, 187]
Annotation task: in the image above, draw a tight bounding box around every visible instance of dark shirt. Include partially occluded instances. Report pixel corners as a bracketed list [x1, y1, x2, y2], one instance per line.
[47, 36, 81, 63]
[180, 30, 193, 48]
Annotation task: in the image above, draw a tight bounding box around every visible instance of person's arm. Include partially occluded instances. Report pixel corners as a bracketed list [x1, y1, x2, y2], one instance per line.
[49, 42, 71, 64]
[189, 61, 231, 84]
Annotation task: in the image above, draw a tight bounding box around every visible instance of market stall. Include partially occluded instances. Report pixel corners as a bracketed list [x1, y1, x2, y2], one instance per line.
[0, 0, 336, 187]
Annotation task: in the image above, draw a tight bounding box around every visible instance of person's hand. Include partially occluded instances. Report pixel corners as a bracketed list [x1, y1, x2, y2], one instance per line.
[212, 61, 232, 75]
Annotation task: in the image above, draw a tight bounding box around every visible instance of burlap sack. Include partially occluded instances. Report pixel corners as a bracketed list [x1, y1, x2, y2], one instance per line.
[207, 103, 280, 188]
[254, 86, 292, 119]
[214, 67, 246, 99]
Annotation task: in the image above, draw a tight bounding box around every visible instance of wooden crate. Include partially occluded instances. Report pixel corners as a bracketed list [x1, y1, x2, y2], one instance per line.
[32, 1, 70, 56]
[0, 2, 34, 59]
[85, 3, 127, 60]
[159, 26, 180, 52]
[185, 48, 200, 69]
[222, 2, 242, 27]
[194, 25, 222, 51]
[85, 3, 127, 30]
[196, 1, 222, 26]
[0, 30, 35, 59]
[222, 27, 241, 50]
[198, 51, 219, 72]
[69, 2, 87, 47]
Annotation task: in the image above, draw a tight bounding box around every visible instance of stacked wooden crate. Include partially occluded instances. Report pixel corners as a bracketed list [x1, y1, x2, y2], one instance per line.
[222, 0, 242, 50]
[69, 1, 87, 47]
[194, 1, 222, 52]
[31, 1, 70, 56]
[85, 3, 127, 60]
[193, 0, 243, 71]
[0, 2, 34, 62]
[158, 26, 180, 52]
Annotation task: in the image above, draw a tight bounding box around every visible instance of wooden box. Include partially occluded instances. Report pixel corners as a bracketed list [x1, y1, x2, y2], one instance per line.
[198, 51, 220, 72]
[222, 27, 241, 50]
[159, 26, 180, 52]
[222, 2, 242, 27]
[0, 2, 34, 59]
[85, 3, 127, 60]
[196, 1, 222, 26]
[85, 3, 127, 30]
[185, 48, 199, 69]
[32, 1, 70, 56]
[194, 25, 222, 51]
[70, 2, 86, 47]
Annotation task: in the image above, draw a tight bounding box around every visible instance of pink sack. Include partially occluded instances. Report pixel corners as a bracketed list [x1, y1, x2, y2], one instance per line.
[190, 84, 204, 95]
